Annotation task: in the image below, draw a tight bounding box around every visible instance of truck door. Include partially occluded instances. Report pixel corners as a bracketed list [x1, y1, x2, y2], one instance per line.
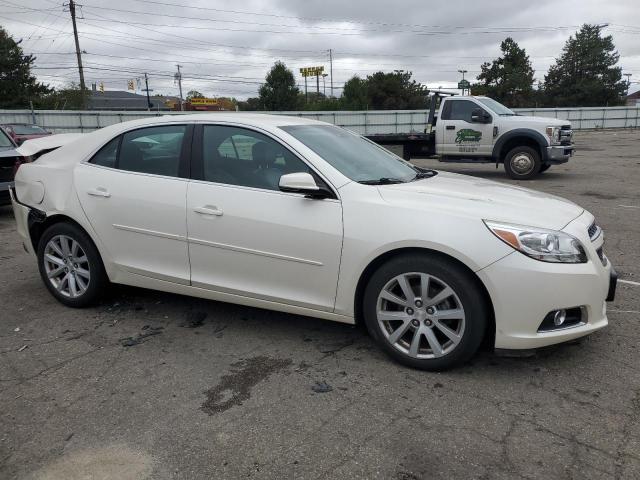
[437, 99, 494, 157]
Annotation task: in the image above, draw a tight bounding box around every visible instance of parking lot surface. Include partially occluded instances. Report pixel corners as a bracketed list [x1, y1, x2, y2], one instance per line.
[1, 129, 639, 480]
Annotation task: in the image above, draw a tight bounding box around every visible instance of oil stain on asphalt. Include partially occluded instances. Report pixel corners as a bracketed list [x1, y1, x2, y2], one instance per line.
[201, 356, 292, 415]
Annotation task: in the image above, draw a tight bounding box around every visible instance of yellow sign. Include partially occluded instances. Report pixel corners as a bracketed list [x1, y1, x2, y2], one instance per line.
[190, 98, 218, 106]
[300, 66, 324, 77]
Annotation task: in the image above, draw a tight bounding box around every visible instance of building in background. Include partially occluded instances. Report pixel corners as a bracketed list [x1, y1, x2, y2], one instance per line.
[625, 90, 640, 106]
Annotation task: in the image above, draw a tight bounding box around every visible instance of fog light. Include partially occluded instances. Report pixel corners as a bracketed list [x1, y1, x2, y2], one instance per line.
[553, 309, 567, 326]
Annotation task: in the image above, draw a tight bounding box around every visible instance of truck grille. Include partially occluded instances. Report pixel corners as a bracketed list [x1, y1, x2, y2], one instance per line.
[560, 125, 573, 146]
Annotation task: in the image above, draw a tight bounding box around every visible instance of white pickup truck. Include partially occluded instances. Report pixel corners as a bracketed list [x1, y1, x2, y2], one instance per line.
[368, 94, 575, 180]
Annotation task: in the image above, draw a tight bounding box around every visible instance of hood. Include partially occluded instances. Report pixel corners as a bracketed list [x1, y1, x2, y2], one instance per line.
[376, 171, 583, 231]
[16, 133, 85, 158]
[0, 146, 19, 158]
[502, 115, 569, 127]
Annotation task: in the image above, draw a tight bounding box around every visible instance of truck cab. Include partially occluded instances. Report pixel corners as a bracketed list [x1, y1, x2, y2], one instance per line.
[434, 96, 574, 179]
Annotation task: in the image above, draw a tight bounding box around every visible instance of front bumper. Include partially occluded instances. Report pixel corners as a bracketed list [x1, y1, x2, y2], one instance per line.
[478, 212, 612, 350]
[546, 145, 574, 164]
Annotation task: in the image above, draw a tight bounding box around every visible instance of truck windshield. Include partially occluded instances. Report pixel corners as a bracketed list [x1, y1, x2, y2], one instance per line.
[280, 124, 420, 183]
[476, 97, 516, 116]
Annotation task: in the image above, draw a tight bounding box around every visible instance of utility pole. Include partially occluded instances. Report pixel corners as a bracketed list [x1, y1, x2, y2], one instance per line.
[175, 64, 184, 111]
[143, 73, 152, 111]
[304, 76, 308, 103]
[322, 73, 328, 96]
[316, 72, 320, 96]
[68, 0, 86, 108]
[329, 49, 334, 98]
[624, 73, 632, 96]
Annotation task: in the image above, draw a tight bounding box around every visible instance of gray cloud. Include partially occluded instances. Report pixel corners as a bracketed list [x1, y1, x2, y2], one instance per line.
[3, 0, 639, 99]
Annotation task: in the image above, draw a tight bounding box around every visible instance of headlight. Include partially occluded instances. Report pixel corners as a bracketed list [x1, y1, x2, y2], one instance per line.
[484, 220, 587, 263]
[546, 126, 561, 145]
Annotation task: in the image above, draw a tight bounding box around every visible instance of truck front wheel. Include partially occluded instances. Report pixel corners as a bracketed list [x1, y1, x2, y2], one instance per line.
[503, 146, 541, 180]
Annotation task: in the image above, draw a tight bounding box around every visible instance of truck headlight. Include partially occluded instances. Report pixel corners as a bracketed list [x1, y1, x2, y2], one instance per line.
[546, 126, 561, 145]
[484, 221, 587, 263]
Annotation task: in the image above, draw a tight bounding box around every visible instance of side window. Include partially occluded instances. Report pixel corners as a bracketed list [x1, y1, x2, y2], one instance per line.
[202, 125, 311, 191]
[447, 100, 482, 123]
[90, 137, 119, 168]
[119, 125, 186, 177]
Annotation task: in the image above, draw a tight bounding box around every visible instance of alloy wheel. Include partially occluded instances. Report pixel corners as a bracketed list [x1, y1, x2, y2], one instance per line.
[376, 272, 466, 359]
[43, 235, 91, 298]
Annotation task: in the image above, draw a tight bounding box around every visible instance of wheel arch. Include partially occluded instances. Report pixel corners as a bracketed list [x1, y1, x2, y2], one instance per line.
[353, 247, 496, 348]
[493, 129, 548, 163]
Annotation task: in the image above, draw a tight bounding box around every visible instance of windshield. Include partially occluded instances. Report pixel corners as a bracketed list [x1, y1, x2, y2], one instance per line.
[280, 124, 419, 183]
[8, 124, 48, 135]
[476, 97, 515, 116]
[0, 129, 14, 148]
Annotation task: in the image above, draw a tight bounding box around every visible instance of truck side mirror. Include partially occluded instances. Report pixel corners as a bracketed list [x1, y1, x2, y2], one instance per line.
[471, 109, 491, 124]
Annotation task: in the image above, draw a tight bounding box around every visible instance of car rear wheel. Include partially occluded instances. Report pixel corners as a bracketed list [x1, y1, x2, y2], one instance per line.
[504, 146, 541, 180]
[37, 222, 108, 307]
[363, 254, 488, 371]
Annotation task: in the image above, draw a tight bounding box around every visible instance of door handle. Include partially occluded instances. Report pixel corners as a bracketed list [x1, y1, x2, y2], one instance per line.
[87, 188, 111, 198]
[446, 125, 456, 130]
[194, 206, 223, 216]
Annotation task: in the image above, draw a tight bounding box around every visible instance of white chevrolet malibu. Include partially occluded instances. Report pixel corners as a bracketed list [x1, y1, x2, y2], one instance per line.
[10, 114, 616, 370]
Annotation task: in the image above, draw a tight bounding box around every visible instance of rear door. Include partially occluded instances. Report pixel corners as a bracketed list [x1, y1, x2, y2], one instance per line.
[75, 124, 192, 284]
[438, 99, 494, 156]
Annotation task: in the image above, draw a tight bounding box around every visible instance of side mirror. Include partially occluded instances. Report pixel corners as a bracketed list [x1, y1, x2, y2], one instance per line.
[279, 172, 331, 198]
[471, 109, 491, 124]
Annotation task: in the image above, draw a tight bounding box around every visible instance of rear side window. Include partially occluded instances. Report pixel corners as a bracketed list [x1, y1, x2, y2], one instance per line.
[89, 125, 187, 177]
[90, 137, 119, 168]
[119, 125, 186, 177]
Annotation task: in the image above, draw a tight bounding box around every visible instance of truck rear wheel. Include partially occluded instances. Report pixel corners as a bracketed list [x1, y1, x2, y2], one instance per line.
[503, 146, 541, 180]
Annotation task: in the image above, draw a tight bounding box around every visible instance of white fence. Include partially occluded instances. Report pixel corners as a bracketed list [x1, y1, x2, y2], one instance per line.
[1, 106, 639, 135]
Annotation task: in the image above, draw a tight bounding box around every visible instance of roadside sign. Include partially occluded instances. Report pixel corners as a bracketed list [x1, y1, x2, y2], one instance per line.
[300, 66, 324, 77]
[190, 98, 218, 106]
[458, 79, 471, 90]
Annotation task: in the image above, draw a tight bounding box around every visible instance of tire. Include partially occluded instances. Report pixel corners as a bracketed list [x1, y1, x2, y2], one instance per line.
[362, 254, 488, 371]
[503, 146, 541, 180]
[539, 163, 551, 173]
[37, 222, 108, 307]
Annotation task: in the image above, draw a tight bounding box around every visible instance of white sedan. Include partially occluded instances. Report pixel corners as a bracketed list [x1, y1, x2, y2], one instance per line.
[10, 114, 616, 370]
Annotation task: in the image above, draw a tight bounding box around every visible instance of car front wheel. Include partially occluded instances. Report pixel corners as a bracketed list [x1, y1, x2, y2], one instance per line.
[363, 254, 488, 370]
[37, 222, 108, 307]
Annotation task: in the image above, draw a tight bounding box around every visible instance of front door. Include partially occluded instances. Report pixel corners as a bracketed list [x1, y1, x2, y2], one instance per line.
[75, 124, 191, 284]
[186, 124, 343, 311]
[439, 99, 494, 156]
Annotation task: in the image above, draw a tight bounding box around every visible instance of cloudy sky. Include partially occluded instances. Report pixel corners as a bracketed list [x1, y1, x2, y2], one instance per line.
[3, 0, 640, 99]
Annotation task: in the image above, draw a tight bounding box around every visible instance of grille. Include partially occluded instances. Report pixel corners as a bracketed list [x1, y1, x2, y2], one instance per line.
[587, 222, 600, 240]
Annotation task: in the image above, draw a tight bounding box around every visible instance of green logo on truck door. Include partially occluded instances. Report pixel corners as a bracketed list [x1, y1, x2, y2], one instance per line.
[455, 129, 482, 144]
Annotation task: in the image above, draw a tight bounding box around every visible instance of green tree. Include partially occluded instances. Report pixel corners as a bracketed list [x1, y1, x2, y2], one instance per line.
[258, 62, 299, 110]
[237, 97, 262, 111]
[340, 76, 368, 109]
[33, 83, 86, 109]
[0, 27, 51, 108]
[542, 24, 627, 107]
[364, 71, 427, 109]
[186, 90, 204, 100]
[472, 37, 535, 107]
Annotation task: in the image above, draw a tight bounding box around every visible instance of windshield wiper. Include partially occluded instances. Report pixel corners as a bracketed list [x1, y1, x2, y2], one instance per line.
[358, 177, 406, 185]
[411, 168, 438, 181]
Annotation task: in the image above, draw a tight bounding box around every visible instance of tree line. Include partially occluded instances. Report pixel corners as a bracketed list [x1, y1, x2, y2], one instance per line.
[0, 24, 630, 111]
